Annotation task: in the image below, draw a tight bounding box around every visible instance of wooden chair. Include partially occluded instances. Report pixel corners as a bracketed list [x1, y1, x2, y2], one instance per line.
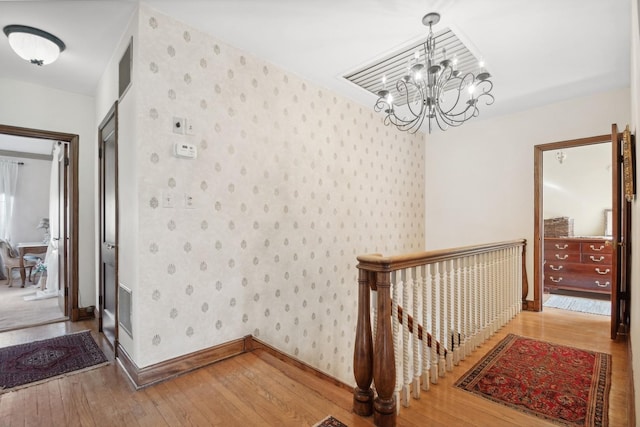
[0, 240, 37, 287]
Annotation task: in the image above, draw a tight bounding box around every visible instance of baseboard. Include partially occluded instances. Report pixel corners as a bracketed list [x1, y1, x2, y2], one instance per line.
[116, 336, 250, 389]
[523, 299, 538, 311]
[248, 336, 353, 393]
[75, 305, 96, 321]
[115, 335, 351, 392]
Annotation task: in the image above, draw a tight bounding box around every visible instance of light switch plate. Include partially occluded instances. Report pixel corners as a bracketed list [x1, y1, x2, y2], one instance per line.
[162, 191, 175, 208]
[184, 193, 195, 209]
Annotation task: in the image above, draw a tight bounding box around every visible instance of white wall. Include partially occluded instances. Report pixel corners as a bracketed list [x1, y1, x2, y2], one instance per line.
[543, 143, 612, 237]
[425, 88, 630, 299]
[629, 0, 640, 420]
[0, 79, 96, 307]
[3, 156, 51, 243]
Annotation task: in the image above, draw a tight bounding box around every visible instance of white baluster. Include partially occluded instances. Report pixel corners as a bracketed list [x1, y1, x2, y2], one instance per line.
[470, 254, 478, 350]
[438, 261, 447, 377]
[494, 250, 504, 331]
[452, 259, 460, 367]
[421, 265, 430, 391]
[391, 272, 401, 413]
[401, 269, 410, 408]
[461, 256, 469, 360]
[492, 251, 497, 334]
[410, 267, 420, 399]
[445, 260, 453, 372]
[430, 263, 439, 384]
[482, 252, 490, 342]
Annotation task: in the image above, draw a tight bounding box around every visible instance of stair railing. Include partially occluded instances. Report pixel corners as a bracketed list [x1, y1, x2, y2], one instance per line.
[353, 239, 528, 427]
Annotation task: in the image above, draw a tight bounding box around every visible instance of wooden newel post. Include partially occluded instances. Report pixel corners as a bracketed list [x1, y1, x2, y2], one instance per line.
[373, 270, 396, 427]
[521, 240, 528, 310]
[353, 267, 374, 416]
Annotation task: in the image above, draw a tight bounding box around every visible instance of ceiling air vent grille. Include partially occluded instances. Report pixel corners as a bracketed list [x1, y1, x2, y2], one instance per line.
[344, 28, 486, 106]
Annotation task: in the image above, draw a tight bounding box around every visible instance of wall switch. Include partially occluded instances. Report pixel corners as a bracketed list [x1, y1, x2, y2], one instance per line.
[184, 193, 195, 209]
[172, 117, 185, 134]
[162, 191, 175, 208]
[185, 119, 195, 135]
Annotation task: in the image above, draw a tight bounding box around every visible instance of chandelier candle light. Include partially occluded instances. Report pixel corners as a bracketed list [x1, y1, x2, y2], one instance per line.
[375, 12, 494, 133]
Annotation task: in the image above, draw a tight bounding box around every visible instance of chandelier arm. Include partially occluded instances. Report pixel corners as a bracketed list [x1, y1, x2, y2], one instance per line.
[397, 80, 427, 119]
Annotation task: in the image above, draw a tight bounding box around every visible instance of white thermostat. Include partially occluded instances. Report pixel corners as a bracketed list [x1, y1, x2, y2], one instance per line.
[174, 142, 197, 159]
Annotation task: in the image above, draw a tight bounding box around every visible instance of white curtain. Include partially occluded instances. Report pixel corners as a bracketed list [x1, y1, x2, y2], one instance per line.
[0, 160, 19, 242]
[39, 144, 60, 295]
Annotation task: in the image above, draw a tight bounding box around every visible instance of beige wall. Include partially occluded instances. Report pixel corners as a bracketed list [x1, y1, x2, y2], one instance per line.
[97, 5, 425, 385]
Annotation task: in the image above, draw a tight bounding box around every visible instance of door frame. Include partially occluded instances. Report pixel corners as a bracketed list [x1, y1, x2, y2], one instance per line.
[533, 131, 627, 339]
[533, 133, 613, 311]
[98, 102, 119, 352]
[0, 123, 79, 319]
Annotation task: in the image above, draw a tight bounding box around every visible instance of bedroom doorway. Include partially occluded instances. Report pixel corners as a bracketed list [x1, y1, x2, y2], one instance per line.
[0, 124, 79, 331]
[533, 125, 630, 339]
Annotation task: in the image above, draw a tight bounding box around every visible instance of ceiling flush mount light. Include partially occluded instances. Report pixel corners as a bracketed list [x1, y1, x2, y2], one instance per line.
[368, 12, 494, 133]
[3, 25, 66, 66]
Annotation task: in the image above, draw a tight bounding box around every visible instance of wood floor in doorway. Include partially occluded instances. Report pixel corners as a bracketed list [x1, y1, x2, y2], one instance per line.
[0, 277, 65, 332]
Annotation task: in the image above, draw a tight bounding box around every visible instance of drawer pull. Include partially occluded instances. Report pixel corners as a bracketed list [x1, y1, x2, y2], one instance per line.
[595, 281, 610, 288]
[589, 256, 605, 262]
[590, 244, 605, 251]
[595, 268, 610, 275]
[549, 265, 563, 271]
[549, 276, 563, 283]
[555, 254, 569, 260]
[555, 244, 569, 250]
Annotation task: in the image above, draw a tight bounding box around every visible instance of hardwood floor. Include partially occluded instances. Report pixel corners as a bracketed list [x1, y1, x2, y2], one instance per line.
[0, 309, 631, 426]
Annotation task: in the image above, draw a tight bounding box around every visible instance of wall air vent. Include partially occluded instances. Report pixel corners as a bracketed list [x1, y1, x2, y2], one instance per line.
[344, 27, 487, 106]
[119, 284, 133, 338]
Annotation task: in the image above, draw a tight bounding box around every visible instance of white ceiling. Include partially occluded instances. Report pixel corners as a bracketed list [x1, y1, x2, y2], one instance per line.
[0, 0, 632, 128]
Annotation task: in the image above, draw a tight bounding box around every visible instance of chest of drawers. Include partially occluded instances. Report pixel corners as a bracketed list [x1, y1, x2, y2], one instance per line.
[544, 237, 613, 294]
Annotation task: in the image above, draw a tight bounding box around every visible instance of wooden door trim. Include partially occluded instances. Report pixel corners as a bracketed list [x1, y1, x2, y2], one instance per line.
[611, 124, 622, 339]
[0, 124, 79, 319]
[533, 133, 612, 311]
[98, 102, 119, 352]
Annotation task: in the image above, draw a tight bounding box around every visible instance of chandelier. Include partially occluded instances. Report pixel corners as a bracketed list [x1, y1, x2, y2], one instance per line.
[375, 12, 494, 133]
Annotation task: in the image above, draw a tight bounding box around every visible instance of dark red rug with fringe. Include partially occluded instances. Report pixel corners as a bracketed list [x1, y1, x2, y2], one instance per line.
[455, 334, 611, 426]
[313, 415, 348, 427]
[0, 330, 108, 391]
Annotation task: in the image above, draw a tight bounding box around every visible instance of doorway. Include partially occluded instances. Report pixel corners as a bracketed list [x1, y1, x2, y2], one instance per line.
[0, 124, 79, 329]
[533, 126, 628, 339]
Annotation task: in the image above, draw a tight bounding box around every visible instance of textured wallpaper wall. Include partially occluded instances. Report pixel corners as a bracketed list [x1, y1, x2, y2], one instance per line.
[133, 5, 424, 383]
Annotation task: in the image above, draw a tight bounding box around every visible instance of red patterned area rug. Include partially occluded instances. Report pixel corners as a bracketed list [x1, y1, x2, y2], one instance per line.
[313, 415, 348, 427]
[455, 334, 611, 426]
[0, 330, 108, 392]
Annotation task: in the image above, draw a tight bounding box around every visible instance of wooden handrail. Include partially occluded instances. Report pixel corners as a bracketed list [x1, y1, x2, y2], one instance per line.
[357, 239, 526, 274]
